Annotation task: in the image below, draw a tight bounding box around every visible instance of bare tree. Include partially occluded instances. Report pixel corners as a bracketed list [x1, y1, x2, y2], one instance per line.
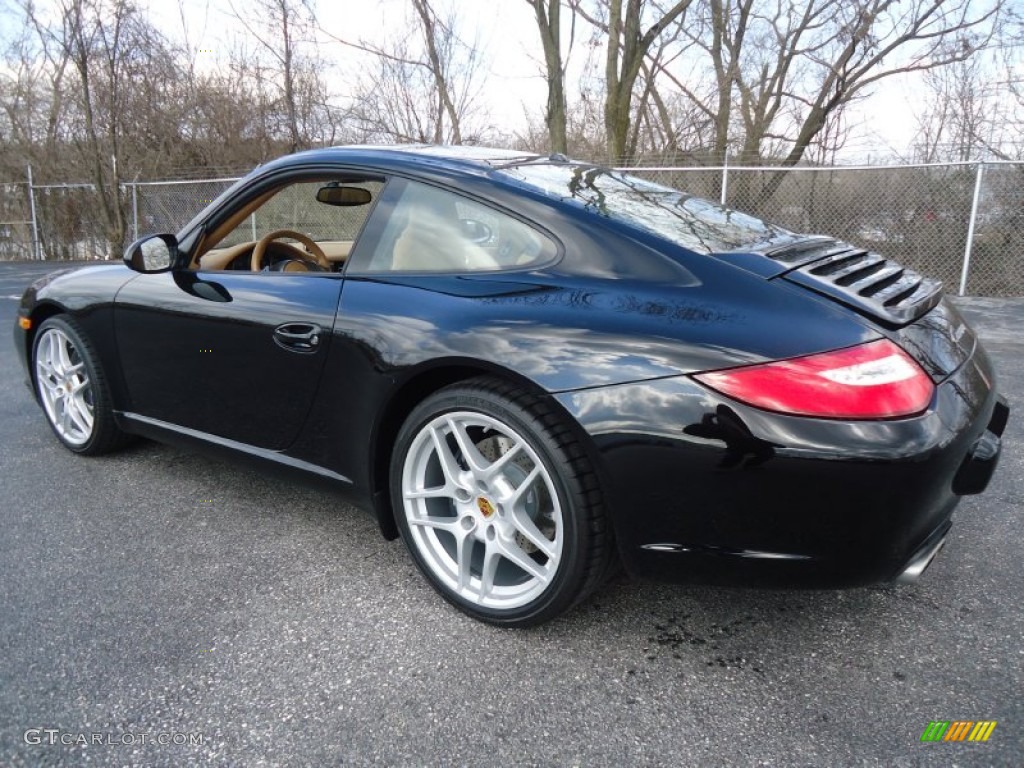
[0, 15, 64, 176]
[229, 0, 333, 153]
[570, 0, 694, 162]
[411, 0, 462, 144]
[950, 11, 1024, 162]
[913, 58, 991, 162]
[526, 0, 570, 153]
[14, 0, 180, 256]
[656, 0, 1004, 204]
[626, 37, 707, 158]
[333, 0, 487, 145]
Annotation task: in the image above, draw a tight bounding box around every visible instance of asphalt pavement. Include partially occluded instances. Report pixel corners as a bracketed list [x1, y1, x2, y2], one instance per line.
[1, 260, 1021, 766]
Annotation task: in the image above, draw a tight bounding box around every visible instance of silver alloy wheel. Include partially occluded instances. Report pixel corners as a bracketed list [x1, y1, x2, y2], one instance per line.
[401, 410, 564, 610]
[35, 327, 94, 446]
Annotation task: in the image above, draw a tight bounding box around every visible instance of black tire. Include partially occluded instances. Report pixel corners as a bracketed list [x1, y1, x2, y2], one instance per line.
[390, 376, 614, 626]
[32, 315, 130, 455]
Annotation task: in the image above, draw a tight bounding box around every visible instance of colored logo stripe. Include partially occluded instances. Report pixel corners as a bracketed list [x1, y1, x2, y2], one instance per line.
[920, 721, 996, 742]
[968, 721, 997, 742]
[944, 721, 974, 741]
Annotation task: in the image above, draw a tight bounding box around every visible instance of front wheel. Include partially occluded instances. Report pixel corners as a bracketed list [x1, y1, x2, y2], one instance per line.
[391, 378, 614, 626]
[32, 316, 129, 455]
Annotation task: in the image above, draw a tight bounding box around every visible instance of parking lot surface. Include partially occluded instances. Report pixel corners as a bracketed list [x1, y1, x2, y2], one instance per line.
[1, 260, 1021, 766]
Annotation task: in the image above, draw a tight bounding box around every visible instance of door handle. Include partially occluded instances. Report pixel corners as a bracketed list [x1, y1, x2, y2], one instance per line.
[273, 322, 322, 353]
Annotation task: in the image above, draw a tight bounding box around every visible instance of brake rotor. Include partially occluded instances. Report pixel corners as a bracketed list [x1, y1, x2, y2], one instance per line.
[475, 434, 555, 555]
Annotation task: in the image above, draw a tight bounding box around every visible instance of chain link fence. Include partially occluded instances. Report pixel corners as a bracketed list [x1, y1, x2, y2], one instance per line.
[133, 178, 241, 241]
[0, 181, 35, 260]
[970, 163, 1024, 296]
[33, 183, 113, 260]
[623, 161, 1024, 296]
[8, 161, 1024, 296]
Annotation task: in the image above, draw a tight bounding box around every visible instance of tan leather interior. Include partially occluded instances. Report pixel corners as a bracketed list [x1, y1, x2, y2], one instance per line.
[199, 239, 354, 271]
[191, 188, 277, 268]
[310, 241, 354, 261]
[392, 206, 498, 272]
[199, 241, 256, 270]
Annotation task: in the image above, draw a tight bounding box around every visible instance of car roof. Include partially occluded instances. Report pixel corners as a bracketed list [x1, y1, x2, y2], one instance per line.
[261, 144, 567, 177]
[339, 144, 541, 164]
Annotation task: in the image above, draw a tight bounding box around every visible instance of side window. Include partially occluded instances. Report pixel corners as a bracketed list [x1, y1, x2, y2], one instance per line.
[359, 179, 555, 273]
[218, 180, 383, 249]
[194, 177, 384, 272]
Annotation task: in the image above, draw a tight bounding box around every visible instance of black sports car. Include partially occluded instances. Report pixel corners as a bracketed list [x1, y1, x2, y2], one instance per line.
[14, 145, 1008, 626]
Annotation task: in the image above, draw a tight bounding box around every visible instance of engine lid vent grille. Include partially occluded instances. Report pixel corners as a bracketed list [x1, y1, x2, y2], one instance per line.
[770, 240, 943, 326]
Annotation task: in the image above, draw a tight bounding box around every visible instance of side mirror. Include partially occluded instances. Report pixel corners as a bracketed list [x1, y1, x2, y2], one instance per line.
[317, 185, 372, 207]
[124, 234, 178, 273]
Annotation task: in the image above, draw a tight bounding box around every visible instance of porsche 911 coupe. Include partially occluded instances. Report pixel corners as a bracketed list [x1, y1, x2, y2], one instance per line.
[13, 145, 1008, 626]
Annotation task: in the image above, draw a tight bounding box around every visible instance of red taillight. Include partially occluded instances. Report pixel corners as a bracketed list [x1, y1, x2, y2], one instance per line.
[693, 339, 934, 419]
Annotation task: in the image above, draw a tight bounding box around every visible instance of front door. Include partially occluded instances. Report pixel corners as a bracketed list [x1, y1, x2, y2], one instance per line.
[114, 270, 342, 450]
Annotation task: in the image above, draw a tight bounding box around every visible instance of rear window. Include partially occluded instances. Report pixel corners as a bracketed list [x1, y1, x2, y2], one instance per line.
[497, 163, 790, 253]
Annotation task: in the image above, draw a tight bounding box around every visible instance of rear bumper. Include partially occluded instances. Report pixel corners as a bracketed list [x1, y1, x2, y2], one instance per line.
[556, 341, 1007, 588]
[952, 395, 1007, 495]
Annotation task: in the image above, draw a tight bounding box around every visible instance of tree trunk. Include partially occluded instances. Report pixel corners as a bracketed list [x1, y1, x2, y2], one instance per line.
[530, 0, 567, 153]
[596, 0, 692, 163]
[413, 0, 462, 144]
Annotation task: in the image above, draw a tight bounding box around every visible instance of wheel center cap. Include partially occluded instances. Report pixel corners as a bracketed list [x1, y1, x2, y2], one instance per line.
[476, 497, 496, 518]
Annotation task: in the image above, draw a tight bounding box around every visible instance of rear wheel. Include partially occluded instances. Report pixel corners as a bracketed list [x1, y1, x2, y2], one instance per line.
[391, 377, 613, 626]
[33, 316, 129, 455]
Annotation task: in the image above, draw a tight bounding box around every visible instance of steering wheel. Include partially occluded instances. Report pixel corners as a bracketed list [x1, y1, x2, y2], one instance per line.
[251, 229, 330, 272]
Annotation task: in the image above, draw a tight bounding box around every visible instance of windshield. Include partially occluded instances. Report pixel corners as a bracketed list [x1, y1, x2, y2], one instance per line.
[496, 163, 790, 253]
